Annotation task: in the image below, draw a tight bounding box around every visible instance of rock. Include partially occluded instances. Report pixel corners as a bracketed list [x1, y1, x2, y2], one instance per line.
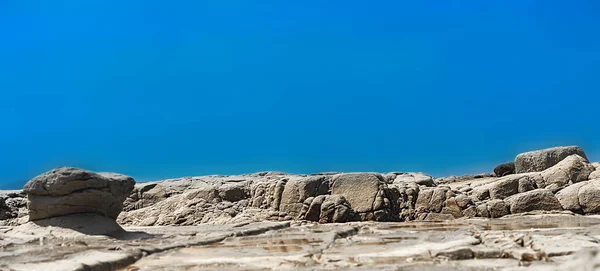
[494, 162, 515, 177]
[488, 175, 521, 200]
[537, 155, 595, 190]
[441, 197, 463, 218]
[24, 168, 135, 221]
[318, 195, 356, 223]
[330, 173, 390, 220]
[515, 146, 587, 173]
[0, 191, 26, 221]
[10, 213, 125, 237]
[476, 203, 490, 218]
[435, 173, 495, 185]
[435, 247, 474, 260]
[416, 213, 455, 221]
[279, 176, 329, 217]
[589, 164, 600, 180]
[393, 172, 435, 187]
[504, 189, 562, 214]
[415, 187, 448, 213]
[487, 199, 509, 218]
[462, 205, 477, 218]
[299, 196, 326, 222]
[555, 182, 586, 213]
[218, 181, 250, 202]
[577, 180, 600, 214]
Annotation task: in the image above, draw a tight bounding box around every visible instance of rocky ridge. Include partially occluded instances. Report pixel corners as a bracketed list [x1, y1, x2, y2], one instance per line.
[2, 145, 600, 270]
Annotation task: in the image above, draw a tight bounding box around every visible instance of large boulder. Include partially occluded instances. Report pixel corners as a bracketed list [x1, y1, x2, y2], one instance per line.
[24, 167, 135, 221]
[515, 146, 587, 174]
[537, 155, 595, 191]
[504, 189, 562, 214]
[279, 176, 329, 217]
[330, 173, 391, 221]
[494, 162, 515, 177]
[298, 195, 355, 223]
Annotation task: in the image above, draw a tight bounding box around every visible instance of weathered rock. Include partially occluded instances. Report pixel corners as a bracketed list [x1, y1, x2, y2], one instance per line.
[0, 191, 26, 221]
[393, 172, 435, 187]
[415, 187, 448, 213]
[578, 180, 600, 214]
[555, 181, 588, 213]
[218, 181, 250, 202]
[538, 155, 595, 190]
[331, 173, 390, 220]
[489, 175, 521, 200]
[589, 164, 600, 180]
[317, 195, 355, 223]
[487, 199, 509, 218]
[515, 146, 587, 173]
[24, 168, 135, 221]
[504, 189, 562, 214]
[279, 176, 329, 217]
[494, 162, 515, 177]
[299, 196, 326, 222]
[441, 197, 463, 218]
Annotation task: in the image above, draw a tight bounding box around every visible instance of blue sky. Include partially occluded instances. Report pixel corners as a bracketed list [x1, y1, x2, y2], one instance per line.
[1, 1, 599, 188]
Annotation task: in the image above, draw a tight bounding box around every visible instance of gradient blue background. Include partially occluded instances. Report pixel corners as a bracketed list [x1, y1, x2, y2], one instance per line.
[1, 1, 599, 188]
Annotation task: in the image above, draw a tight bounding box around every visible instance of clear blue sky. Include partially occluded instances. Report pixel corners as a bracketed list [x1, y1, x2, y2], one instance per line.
[1, 1, 599, 188]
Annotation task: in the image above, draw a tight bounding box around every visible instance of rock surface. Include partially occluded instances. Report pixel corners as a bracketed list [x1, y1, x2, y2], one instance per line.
[24, 167, 135, 220]
[2, 146, 600, 270]
[494, 161, 515, 177]
[515, 146, 587, 173]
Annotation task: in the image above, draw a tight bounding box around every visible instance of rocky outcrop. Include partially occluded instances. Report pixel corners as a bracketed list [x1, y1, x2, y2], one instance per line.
[331, 173, 392, 221]
[504, 189, 562, 214]
[494, 162, 515, 177]
[279, 176, 329, 217]
[3, 146, 599, 228]
[392, 172, 435, 187]
[0, 191, 26, 222]
[515, 146, 587, 173]
[298, 195, 355, 223]
[23, 167, 135, 221]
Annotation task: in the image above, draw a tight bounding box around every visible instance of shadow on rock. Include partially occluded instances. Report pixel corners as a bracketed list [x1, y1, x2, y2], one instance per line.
[17, 213, 159, 240]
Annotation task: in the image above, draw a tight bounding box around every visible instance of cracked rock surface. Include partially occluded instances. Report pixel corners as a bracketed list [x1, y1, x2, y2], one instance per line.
[2, 145, 600, 270]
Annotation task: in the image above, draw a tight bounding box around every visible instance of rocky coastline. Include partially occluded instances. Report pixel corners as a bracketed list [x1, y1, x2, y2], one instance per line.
[2, 145, 600, 270]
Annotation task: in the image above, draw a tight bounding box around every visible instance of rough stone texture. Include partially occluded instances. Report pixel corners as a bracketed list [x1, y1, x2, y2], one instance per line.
[330, 173, 391, 221]
[555, 181, 589, 213]
[494, 161, 515, 177]
[393, 172, 435, 187]
[279, 176, 329, 217]
[537, 154, 595, 190]
[590, 163, 600, 180]
[0, 191, 26, 222]
[578, 180, 600, 214]
[24, 167, 135, 221]
[487, 199, 509, 218]
[318, 195, 355, 223]
[488, 175, 521, 199]
[504, 189, 562, 214]
[515, 146, 588, 173]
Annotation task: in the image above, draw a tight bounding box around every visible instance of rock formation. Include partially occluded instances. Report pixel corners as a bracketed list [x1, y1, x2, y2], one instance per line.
[1, 145, 600, 270]
[494, 161, 515, 177]
[515, 145, 587, 173]
[23, 167, 135, 221]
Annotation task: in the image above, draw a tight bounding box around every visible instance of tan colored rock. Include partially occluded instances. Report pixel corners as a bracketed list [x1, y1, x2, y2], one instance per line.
[538, 155, 595, 189]
[279, 176, 329, 217]
[24, 168, 135, 221]
[504, 189, 562, 214]
[515, 146, 588, 173]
